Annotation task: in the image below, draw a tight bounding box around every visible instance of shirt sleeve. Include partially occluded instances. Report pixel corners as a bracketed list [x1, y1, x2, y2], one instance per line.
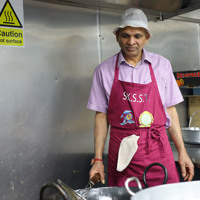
[165, 61, 184, 108]
[87, 66, 108, 113]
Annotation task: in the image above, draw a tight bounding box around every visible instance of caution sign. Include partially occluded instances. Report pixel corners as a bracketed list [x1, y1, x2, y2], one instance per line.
[0, 0, 24, 47]
[0, 0, 23, 28]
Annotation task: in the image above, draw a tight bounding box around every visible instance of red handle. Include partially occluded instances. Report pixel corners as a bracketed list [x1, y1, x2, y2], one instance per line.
[90, 173, 100, 185]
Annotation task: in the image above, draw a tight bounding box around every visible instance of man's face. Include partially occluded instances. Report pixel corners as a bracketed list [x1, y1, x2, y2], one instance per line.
[116, 26, 150, 60]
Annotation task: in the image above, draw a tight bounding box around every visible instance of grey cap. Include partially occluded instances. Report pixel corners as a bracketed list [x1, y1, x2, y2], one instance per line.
[113, 8, 151, 36]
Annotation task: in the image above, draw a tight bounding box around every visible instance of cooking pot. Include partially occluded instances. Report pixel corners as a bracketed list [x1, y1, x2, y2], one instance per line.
[125, 177, 200, 200]
[125, 162, 200, 200]
[181, 127, 200, 144]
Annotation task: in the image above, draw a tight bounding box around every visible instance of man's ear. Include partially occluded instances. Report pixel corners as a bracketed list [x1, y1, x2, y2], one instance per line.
[115, 30, 120, 42]
[146, 32, 150, 40]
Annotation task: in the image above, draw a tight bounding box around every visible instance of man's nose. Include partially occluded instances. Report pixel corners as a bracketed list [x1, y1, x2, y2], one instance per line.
[128, 37, 136, 45]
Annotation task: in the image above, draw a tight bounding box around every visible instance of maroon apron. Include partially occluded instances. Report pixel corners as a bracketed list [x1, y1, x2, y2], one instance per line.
[107, 54, 179, 187]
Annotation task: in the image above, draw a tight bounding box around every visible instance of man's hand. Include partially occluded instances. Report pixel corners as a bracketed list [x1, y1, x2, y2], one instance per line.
[166, 106, 194, 181]
[179, 152, 194, 181]
[89, 161, 105, 184]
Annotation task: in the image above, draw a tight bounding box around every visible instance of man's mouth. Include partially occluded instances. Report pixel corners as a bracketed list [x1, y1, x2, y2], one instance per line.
[126, 47, 137, 51]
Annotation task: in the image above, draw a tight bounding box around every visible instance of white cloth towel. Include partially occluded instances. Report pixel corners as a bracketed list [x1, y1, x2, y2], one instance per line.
[117, 135, 140, 172]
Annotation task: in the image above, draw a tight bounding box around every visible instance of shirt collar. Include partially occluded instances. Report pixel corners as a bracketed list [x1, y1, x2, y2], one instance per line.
[117, 48, 152, 67]
[142, 49, 152, 64]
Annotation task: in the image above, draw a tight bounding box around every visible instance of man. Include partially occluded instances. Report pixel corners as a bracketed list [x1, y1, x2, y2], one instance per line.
[87, 8, 194, 187]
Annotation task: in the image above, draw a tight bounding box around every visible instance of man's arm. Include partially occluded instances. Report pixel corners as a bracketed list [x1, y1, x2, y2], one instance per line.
[166, 106, 194, 181]
[89, 111, 109, 184]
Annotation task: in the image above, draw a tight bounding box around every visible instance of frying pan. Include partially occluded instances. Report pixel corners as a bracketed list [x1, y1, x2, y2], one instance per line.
[40, 174, 100, 200]
[41, 186, 137, 200]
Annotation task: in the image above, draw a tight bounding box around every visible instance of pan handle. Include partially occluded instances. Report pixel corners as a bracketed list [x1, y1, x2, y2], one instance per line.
[143, 162, 168, 188]
[39, 182, 68, 200]
[125, 177, 142, 196]
[90, 173, 100, 185]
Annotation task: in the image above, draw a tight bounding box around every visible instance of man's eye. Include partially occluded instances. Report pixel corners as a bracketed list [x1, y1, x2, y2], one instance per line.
[135, 34, 143, 39]
[121, 34, 129, 38]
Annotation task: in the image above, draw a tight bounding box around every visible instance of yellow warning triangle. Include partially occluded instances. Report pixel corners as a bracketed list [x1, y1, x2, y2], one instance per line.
[0, 0, 23, 28]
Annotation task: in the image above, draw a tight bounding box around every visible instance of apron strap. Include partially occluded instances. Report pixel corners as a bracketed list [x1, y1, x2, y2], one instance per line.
[149, 63, 156, 84]
[114, 53, 120, 81]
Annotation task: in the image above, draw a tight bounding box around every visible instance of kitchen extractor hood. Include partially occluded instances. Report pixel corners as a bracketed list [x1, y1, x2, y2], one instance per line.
[33, 0, 200, 21]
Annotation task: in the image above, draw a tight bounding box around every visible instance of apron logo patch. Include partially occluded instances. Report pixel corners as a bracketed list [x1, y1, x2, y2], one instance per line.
[139, 111, 154, 127]
[120, 110, 135, 125]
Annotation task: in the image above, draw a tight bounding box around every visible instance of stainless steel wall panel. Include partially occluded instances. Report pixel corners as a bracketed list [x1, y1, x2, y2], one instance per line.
[146, 20, 200, 71]
[37, 0, 200, 20]
[98, 10, 121, 62]
[0, 1, 98, 199]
